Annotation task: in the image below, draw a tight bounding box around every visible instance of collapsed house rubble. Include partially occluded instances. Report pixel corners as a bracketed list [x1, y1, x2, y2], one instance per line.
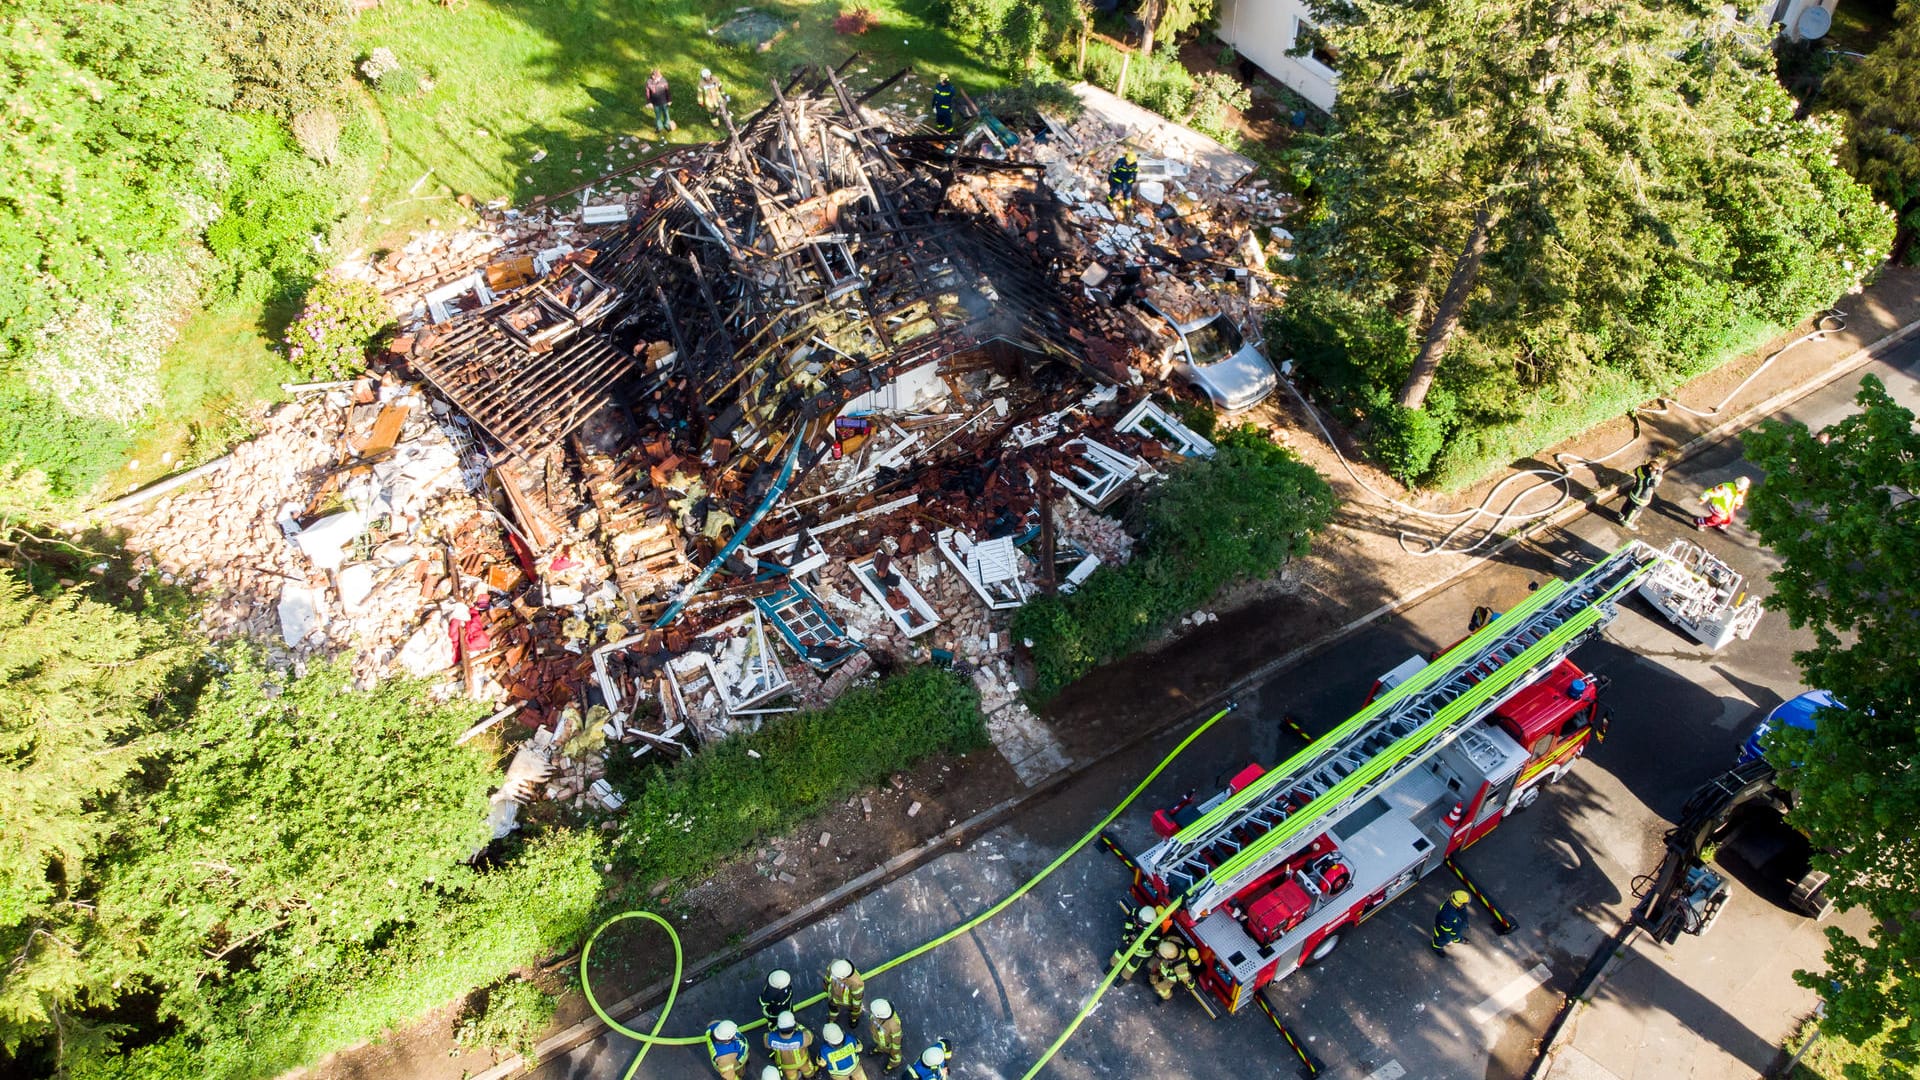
[126, 64, 1293, 828]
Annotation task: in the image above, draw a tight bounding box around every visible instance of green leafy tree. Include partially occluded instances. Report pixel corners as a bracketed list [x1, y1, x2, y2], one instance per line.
[942, 0, 1085, 74]
[193, 0, 354, 119]
[1743, 375, 1920, 1077]
[0, 650, 536, 1076]
[0, 576, 182, 1066]
[1291, 0, 1893, 416]
[1820, 0, 1920, 261]
[0, 0, 234, 495]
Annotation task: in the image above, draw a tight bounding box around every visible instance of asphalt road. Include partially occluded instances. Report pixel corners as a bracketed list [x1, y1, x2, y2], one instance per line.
[540, 332, 1920, 1080]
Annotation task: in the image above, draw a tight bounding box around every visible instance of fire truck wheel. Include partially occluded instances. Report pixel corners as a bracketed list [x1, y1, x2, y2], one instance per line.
[1511, 785, 1542, 812]
[1302, 929, 1343, 966]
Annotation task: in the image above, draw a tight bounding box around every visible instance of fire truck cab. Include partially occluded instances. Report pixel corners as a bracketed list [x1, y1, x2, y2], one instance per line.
[1138, 651, 1610, 1015]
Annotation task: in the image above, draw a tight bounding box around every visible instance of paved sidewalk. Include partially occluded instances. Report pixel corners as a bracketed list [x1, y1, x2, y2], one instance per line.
[1540, 908, 1865, 1080]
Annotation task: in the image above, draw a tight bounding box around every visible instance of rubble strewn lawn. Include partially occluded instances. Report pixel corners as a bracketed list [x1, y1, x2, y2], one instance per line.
[351, 0, 998, 237]
[612, 665, 985, 890]
[1015, 427, 1338, 701]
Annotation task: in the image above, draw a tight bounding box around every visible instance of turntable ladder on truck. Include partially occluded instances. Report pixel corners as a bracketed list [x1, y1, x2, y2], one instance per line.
[1140, 542, 1666, 916]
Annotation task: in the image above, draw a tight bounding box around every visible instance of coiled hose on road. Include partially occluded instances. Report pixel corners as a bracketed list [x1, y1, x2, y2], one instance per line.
[581, 706, 1234, 1080]
[1283, 311, 1849, 557]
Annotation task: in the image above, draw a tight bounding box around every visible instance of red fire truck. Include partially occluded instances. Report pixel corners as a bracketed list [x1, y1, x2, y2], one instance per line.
[1123, 543, 1662, 1016]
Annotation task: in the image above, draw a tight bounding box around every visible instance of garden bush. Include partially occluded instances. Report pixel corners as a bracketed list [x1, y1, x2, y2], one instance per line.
[284, 276, 395, 379]
[612, 666, 984, 889]
[456, 978, 559, 1067]
[1083, 40, 1195, 118]
[1014, 427, 1337, 700]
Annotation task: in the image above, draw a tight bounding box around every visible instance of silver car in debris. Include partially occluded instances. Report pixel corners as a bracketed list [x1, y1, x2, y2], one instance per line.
[1145, 304, 1278, 412]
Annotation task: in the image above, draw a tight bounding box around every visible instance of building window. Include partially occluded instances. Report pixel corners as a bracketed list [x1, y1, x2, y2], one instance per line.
[1294, 18, 1339, 71]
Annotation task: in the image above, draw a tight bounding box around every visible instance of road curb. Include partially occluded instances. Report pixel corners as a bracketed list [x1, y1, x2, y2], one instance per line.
[470, 310, 1920, 1080]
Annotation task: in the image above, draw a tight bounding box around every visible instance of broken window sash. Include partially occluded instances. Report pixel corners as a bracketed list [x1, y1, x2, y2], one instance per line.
[937, 528, 1030, 610]
[747, 532, 829, 577]
[705, 609, 793, 713]
[1115, 398, 1215, 459]
[752, 578, 864, 671]
[425, 272, 497, 325]
[1050, 436, 1143, 509]
[851, 555, 940, 638]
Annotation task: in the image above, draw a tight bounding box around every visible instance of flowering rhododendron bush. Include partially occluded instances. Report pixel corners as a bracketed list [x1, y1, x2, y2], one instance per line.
[285, 277, 394, 379]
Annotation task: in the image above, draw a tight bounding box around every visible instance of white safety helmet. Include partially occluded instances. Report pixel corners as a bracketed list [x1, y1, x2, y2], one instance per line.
[829, 959, 853, 980]
[701, 67, 713, 78]
[869, 999, 893, 1020]
[922, 1046, 947, 1067]
[1136, 905, 1158, 926]
[762, 1067, 782, 1080]
[776, 1010, 796, 1032]
[768, 969, 791, 990]
[713, 1020, 738, 1041]
[822, 1022, 844, 1044]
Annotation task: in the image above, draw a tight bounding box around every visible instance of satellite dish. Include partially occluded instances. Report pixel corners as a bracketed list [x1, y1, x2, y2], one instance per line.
[1796, 5, 1832, 39]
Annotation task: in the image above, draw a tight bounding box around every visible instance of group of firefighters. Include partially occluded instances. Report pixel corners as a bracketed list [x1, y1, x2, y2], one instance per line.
[703, 960, 954, 1080]
[1614, 458, 1753, 532]
[927, 74, 1145, 217]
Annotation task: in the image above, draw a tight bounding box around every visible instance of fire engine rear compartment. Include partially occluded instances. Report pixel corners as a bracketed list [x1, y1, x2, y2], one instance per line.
[1189, 718, 1531, 1001]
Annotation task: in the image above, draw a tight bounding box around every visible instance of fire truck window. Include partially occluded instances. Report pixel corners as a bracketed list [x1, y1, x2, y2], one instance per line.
[1530, 733, 1554, 756]
[1557, 709, 1591, 740]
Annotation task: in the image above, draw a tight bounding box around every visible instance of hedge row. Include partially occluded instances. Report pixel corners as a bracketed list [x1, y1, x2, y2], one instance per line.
[612, 666, 985, 888]
[1013, 427, 1338, 701]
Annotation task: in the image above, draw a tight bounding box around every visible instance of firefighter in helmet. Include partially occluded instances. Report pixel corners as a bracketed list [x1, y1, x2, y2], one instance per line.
[707, 1019, 750, 1079]
[906, 1039, 954, 1079]
[1147, 938, 1196, 1001]
[1432, 890, 1472, 953]
[931, 74, 956, 133]
[1110, 904, 1161, 980]
[1108, 150, 1140, 215]
[759, 969, 795, 1022]
[865, 998, 904, 1072]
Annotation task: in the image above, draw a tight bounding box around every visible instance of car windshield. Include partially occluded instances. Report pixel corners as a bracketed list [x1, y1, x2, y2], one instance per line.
[1184, 316, 1245, 365]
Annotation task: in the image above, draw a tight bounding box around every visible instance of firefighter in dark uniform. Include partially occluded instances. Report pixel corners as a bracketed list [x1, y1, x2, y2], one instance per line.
[931, 75, 956, 133]
[1110, 905, 1161, 980]
[1618, 459, 1665, 530]
[759, 969, 795, 1023]
[1107, 150, 1139, 215]
[1432, 890, 1472, 953]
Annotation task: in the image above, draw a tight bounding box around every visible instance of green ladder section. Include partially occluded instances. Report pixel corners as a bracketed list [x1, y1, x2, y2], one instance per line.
[1140, 543, 1661, 912]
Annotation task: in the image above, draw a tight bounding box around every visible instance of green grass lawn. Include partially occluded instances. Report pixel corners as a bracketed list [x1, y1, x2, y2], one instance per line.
[350, 0, 1001, 240]
[112, 302, 293, 497]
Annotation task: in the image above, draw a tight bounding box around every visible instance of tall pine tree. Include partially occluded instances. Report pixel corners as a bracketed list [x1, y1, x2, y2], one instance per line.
[1290, 0, 1891, 415]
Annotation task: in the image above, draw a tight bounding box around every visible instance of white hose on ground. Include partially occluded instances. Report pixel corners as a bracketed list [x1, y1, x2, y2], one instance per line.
[1282, 310, 1848, 557]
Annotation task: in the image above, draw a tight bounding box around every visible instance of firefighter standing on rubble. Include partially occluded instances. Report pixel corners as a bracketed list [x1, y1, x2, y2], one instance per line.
[707, 1019, 751, 1079]
[865, 998, 905, 1073]
[931, 74, 956, 132]
[825, 958, 866, 1026]
[1107, 150, 1139, 215]
[1432, 890, 1472, 954]
[766, 1011, 819, 1079]
[1110, 905, 1161, 981]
